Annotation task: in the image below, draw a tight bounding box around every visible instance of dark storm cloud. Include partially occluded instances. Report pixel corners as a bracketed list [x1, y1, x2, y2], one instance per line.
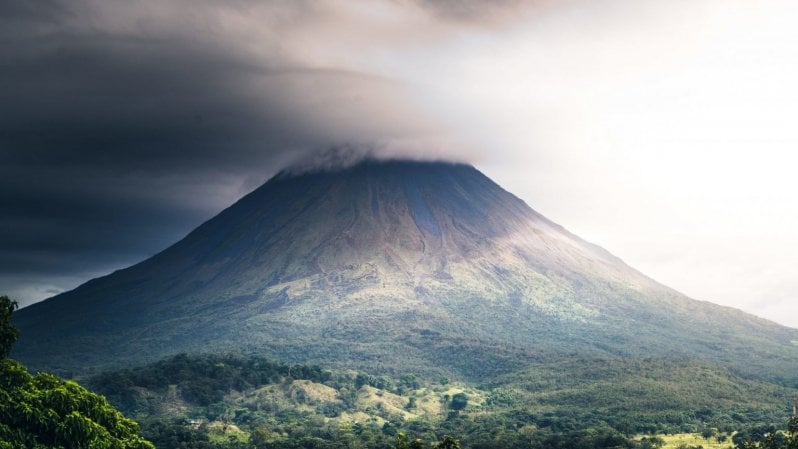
[1, 0, 476, 305]
[0, 0, 550, 305]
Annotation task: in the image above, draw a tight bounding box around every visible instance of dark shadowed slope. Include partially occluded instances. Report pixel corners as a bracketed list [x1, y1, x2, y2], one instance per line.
[12, 160, 798, 382]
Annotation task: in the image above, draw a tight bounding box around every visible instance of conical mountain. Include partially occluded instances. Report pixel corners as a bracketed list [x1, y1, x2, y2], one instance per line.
[12, 160, 798, 382]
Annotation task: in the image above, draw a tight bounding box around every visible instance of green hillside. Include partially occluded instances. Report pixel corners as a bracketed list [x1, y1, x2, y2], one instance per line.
[86, 353, 797, 449]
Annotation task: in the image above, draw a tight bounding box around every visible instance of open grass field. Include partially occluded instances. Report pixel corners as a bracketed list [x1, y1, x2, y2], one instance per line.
[657, 433, 733, 449]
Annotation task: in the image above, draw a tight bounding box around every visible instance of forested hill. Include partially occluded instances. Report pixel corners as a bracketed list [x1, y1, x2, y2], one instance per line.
[87, 353, 797, 449]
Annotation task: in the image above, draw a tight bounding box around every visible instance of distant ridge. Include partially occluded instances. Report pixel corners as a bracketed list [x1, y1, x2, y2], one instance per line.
[12, 159, 798, 385]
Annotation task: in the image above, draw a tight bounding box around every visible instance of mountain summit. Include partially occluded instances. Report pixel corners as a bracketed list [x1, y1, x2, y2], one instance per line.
[12, 160, 798, 381]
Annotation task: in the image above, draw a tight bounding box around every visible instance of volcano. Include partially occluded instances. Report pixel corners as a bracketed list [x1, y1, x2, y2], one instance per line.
[12, 160, 798, 383]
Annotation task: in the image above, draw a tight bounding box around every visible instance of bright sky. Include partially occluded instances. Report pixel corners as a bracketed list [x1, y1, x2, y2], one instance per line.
[328, 0, 798, 327]
[441, 0, 798, 327]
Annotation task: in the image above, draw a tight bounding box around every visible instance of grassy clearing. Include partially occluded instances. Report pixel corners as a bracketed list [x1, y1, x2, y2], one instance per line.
[207, 421, 249, 444]
[656, 433, 733, 449]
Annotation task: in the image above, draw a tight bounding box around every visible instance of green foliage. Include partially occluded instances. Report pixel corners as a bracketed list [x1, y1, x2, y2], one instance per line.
[639, 436, 665, 449]
[0, 358, 154, 449]
[394, 433, 417, 449]
[0, 295, 19, 359]
[0, 294, 153, 449]
[355, 373, 392, 391]
[90, 354, 330, 410]
[449, 394, 467, 411]
[433, 435, 460, 449]
[138, 418, 246, 449]
[734, 417, 798, 449]
[491, 356, 796, 434]
[392, 433, 461, 449]
[83, 352, 798, 449]
[401, 375, 420, 391]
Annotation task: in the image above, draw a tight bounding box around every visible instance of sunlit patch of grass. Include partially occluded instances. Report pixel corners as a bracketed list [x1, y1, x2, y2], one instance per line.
[206, 421, 249, 444]
[657, 433, 733, 449]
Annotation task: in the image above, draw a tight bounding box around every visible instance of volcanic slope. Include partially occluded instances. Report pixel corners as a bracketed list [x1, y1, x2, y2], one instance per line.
[12, 160, 798, 383]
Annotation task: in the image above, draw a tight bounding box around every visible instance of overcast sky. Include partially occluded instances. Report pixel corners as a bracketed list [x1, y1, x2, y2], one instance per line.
[2, 0, 797, 328]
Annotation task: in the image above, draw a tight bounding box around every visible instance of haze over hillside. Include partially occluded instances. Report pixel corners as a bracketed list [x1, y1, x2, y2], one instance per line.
[12, 160, 798, 385]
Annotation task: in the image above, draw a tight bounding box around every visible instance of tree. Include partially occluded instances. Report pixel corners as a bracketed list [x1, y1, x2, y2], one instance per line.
[702, 428, 717, 441]
[394, 432, 425, 449]
[434, 435, 461, 449]
[735, 417, 798, 449]
[250, 426, 273, 449]
[401, 374, 420, 390]
[639, 436, 666, 449]
[449, 393, 468, 411]
[0, 294, 154, 449]
[0, 295, 19, 358]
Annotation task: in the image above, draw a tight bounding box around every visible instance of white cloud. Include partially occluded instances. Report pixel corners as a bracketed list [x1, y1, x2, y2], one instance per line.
[447, 0, 798, 328]
[298, 0, 798, 327]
